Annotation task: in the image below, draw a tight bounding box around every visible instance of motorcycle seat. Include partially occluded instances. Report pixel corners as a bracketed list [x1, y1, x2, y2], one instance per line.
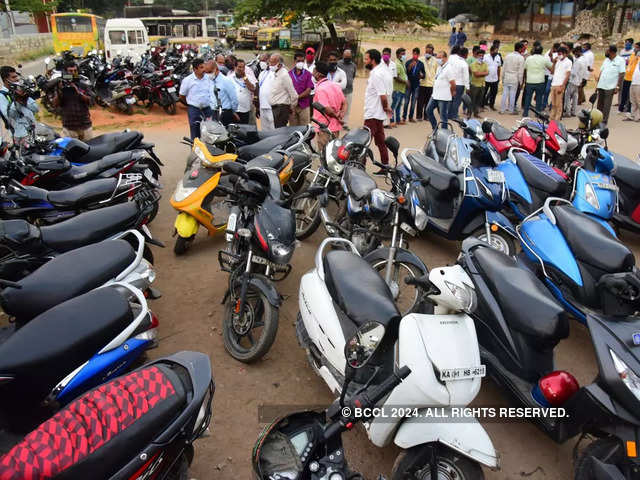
[63, 151, 136, 181]
[521, 119, 544, 136]
[323, 250, 400, 329]
[0, 220, 40, 246]
[342, 128, 371, 146]
[433, 128, 454, 158]
[245, 152, 286, 171]
[0, 239, 136, 324]
[236, 135, 292, 162]
[551, 204, 634, 274]
[612, 152, 640, 190]
[343, 166, 376, 201]
[0, 287, 133, 401]
[257, 125, 308, 140]
[77, 131, 142, 163]
[513, 151, 566, 195]
[46, 178, 118, 207]
[0, 363, 186, 479]
[40, 201, 140, 253]
[472, 244, 569, 347]
[406, 152, 459, 196]
[491, 123, 513, 141]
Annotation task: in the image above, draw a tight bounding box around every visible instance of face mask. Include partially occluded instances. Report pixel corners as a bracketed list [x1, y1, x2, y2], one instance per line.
[436, 58, 443, 66]
[412, 54, 419, 60]
[382, 54, 390, 62]
[400, 55, 406, 62]
[558, 55, 564, 61]
[480, 45, 488, 52]
[269, 65, 278, 72]
[259, 61, 267, 70]
[306, 54, 314, 62]
[365, 63, 373, 71]
[626, 43, 633, 49]
[296, 62, 305, 70]
[328, 62, 338, 72]
[425, 53, 432, 59]
[343, 58, 352, 64]
[477, 57, 484, 63]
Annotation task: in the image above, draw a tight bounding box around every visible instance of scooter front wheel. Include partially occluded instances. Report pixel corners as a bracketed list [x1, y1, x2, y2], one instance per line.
[174, 235, 195, 255]
[471, 227, 517, 256]
[392, 445, 484, 480]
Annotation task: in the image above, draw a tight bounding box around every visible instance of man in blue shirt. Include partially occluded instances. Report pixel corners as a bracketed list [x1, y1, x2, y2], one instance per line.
[448, 28, 458, 49]
[0, 66, 39, 145]
[179, 58, 213, 140]
[403, 48, 425, 122]
[207, 61, 239, 126]
[596, 44, 626, 124]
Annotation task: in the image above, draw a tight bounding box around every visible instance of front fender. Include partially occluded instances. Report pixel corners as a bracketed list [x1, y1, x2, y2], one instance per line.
[394, 410, 499, 468]
[364, 247, 428, 275]
[174, 212, 199, 238]
[486, 210, 517, 238]
[236, 274, 281, 307]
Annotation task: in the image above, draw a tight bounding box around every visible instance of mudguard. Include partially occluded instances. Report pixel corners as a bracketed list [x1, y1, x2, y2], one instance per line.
[174, 212, 199, 238]
[394, 410, 499, 468]
[363, 247, 428, 275]
[461, 211, 516, 238]
[236, 274, 281, 307]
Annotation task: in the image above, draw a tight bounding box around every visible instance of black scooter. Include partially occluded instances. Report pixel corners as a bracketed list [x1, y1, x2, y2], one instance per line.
[459, 237, 640, 479]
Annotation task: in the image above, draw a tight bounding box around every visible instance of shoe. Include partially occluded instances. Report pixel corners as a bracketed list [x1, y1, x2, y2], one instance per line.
[398, 121, 407, 125]
[499, 110, 505, 114]
[409, 119, 416, 123]
[390, 122, 397, 127]
[384, 125, 391, 129]
[372, 168, 387, 176]
[489, 106, 496, 111]
[623, 117, 635, 122]
[343, 126, 350, 131]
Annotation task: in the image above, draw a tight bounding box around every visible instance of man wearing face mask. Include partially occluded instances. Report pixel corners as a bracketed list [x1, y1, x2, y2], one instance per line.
[268, 54, 299, 128]
[391, 48, 408, 127]
[312, 62, 346, 152]
[549, 46, 572, 121]
[363, 49, 392, 175]
[207, 60, 239, 126]
[596, 44, 626, 124]
[417, 44, 438, 121]
[425, 51, 456, 130]
[381, 47, 396, 128]
[626, 42, 640, 122]
[469, 49, 489, 117]
[289, 52, 314, 126]
[228, 59, 256, 124]
[403, 47, 425, 123]
[326, 51, 347, 91]
[338, 49, 356, 128]
[620, 39, 637, 114]
[0, 65, 39, 144]
[257, 55, 276, 131]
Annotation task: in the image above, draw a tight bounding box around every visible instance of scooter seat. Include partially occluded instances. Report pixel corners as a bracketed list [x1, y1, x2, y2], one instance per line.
[77, 131, 142, 163]
[406, 152, 459, 195]
[551, 204, 634, 274]
[343, 166, 377, 201]
[0, 288, 133, 402]
[0, 220, 39, 246]
[245, 152, 286, 170]
[433, 128, 454, 158]
[0, 363, 186, 479]
[40, 201, 140, 253]
[513, 151, 566, 195]
[46, 178, 118, 207]
[472, 244, 569, 347]
[342, 128, 371, 146]
[613, 152, 640, 190]
[491, 122, 513, 141]
[237, 135, 292, 161]
[0, 239, 136, 324]
[323, 250, 400, 329]
[62, 150, 136, 181]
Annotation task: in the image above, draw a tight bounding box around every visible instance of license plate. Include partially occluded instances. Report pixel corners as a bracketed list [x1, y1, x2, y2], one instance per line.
[125, 97, 136, 105]
[167, 87, 176, 93]
[143, 168, 156, 184]
[439, 365, 486, 381]
[227, 212, 237, 233]
[400, 222, 417, 237]
[595, 182, 618, 191]
[487, 169, 505, 183]
[252, 255, 268, 265]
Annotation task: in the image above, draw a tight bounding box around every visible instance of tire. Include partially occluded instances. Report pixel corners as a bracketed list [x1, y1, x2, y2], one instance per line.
[293, 189, 322, 240]
[391, 445, 484, 480]
[174, 235, 194, 255]
[574, 437, 625, 480]
[124, 103, 133, 115]
[222, 283, 279, 363]
[369, 259, 432, 316]
[164, 100, 177, 115]
[166, 453, 189, 480]
[471, 227, 516, 256]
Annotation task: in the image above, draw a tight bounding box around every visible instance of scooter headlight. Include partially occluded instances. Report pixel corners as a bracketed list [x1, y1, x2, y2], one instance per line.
[173, 182, 197, 202]
[610, 349, 640, 404]
[444, 280, 477, 313]
[413, 203, 428, 231]
[555, 134, 568, 155]
[271, 242, 294, 264]
[584, 182, 600, 210]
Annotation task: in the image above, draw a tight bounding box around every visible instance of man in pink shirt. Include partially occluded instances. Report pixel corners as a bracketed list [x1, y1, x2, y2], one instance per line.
[312, 62, 347, 152]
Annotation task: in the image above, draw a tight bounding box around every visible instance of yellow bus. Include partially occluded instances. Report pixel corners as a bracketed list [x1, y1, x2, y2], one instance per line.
[51, 13, 106, 56]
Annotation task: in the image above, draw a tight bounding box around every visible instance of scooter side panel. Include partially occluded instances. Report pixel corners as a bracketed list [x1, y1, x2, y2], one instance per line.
[573, 170, 617, 220]
[496, 160, 532, 205]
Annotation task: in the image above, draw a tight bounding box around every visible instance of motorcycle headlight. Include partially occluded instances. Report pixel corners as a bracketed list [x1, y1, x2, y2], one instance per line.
[271, 242, 294, 264]
[610, 349, 640, 404]
[173, 182, 197, 202]
[555, 134, 567, 155]
[413, 202, 428, 231]
[444, 280, 477, 313]
[584, 182, 600, 210]
[326, 149, 343, 175]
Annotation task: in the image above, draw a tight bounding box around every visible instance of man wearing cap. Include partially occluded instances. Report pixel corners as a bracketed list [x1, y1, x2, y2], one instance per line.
[312, 61, 346, 152]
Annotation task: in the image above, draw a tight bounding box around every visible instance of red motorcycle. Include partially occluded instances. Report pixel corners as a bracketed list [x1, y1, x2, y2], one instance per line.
[134, 69, 178, 115]
[483, 119, 542, 159]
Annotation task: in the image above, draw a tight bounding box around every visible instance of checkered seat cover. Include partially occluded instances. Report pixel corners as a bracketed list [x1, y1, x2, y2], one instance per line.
[0, 364, 186, 479]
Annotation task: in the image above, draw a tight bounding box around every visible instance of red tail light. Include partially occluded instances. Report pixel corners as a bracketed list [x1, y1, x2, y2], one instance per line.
[125, 88, 132, 95]
[150, 312, 160, 329]
[337, 145, 350, 162]
[165, 80, 174, 87]
[532, 371, 579, 407]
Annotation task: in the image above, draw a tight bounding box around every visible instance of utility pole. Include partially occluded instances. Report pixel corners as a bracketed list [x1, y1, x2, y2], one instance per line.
[4, 0, 16, 36]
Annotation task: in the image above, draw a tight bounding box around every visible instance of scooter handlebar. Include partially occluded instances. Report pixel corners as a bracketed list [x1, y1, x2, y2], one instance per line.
[348, 366, 411, 411]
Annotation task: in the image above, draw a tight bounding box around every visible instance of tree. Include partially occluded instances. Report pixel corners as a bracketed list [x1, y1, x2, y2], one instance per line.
[1, 0, 58, 13]
[234, 0, 439, 45]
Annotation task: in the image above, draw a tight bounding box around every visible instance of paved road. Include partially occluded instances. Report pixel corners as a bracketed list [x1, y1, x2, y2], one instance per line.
[17, 56, 48, 79]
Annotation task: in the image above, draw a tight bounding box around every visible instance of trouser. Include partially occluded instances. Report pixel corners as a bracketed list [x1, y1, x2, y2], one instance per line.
[62, 126, 93, 141]
[259, 107, 275, 131]
[271, 104, 291, 128]
[515, 83, 522, 108]
[470, 85, 484, 116]
[249, 104, 257, 125]
[500, 83, 518, 113]
[448, 85, 466, 118]
[578, 83, 586, 105]
[417, 86, 433, 120]
[426, 98, 450, 130]
[289, 105, 310, 126]
[187, 105, 212, 140]
[343, 93, 353, 126]
[542, 76, 552, 110]
[213, 109, 234, 126]
[484, 81, 498, 108]
[522, 82, 545, 117]
[403, 85, 420, 120]
[564, 84, 579, 115]
[236, 111, 250, 124]
[363, 118, 389, 165]
[619, 80, 632, 113]
[391, 90, 405, 123]
[597, 88, 615, 124]
[630, 85, 640, 121]
[550, 86, 565, 121]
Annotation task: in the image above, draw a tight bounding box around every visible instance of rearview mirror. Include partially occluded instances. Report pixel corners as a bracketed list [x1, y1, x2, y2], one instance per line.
[44, 57, 51, 65]
[589, 92, 598, 105]
[600, 127, 609, 140]
[344, 322, 385, 369]
[384, 137, 400, 158]
[481, 120, 492, 134]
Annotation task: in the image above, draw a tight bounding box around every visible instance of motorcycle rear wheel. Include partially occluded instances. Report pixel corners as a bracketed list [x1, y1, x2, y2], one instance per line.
[392, 445, 484, 480]
[164, 101, 177, 115]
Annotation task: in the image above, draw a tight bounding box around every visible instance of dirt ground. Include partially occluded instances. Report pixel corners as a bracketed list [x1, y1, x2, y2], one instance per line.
[68, 75, 640, 479]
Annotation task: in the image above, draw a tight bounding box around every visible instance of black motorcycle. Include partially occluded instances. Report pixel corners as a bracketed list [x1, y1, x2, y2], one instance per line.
[217, 162, 296, 363]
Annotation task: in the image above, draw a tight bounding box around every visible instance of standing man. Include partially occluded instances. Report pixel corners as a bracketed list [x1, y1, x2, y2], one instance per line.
[403, 48, 425, 123]
[228, 59, 256, 124]
[625, 43, 640, 122]
[268, 54, 298, 128]
[619, 38, 635, 108]
[337, 49, 356, 128]
[483, 44, 501, 110]
[54, 60, 93, 140]
[426, 51, 456, 130]
[620, 41, 639, 115]
[391, 48, 408, 127]
[596, 45, 626, 124]
[363, 49, 392, 175]
[304, 47, 316, 73]
[580, 42, 595, 105]
[327, 51, 348, 91]
[549, 47, 572, 121]
[469, 48, 488, 117]
[215, 54, 229, 75]
[500, 42, 525, 115]
[381, 47, 396, 127]
[257, 59, 276, 131]
[541, 43, 559, 111]
[457, 26, 467, 47]
[448, 46, 469, 119]
[289, 52, 314, 126]
[0, 66, 39, 144]
[522, 44, 552, 117]
[180, 58, 212, 140]
[312, 62, 346, 152]
[208, 61, 239, 126]
[417, 44, 438, 120]
[448, 27, 458, 49]
[565, 47, 587, 117]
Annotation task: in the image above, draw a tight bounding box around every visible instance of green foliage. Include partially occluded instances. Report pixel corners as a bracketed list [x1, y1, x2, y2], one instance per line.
[2, 0, 59, 13]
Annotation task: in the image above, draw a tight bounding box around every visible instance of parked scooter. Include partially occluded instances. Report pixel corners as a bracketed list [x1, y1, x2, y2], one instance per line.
[297, 237, 499, 478]
[0, 351, 213, 480]
[459, 237, 640, 480]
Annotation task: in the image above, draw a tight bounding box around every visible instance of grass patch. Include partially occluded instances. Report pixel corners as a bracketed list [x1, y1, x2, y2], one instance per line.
[17, 45, 55, 63]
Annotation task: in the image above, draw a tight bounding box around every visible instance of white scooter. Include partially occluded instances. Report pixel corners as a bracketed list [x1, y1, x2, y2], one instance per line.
[297, 237, 499, 479]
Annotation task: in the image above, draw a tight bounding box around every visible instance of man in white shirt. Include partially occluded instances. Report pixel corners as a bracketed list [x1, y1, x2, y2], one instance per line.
[381, 47, 396, 96]
[564, 47, 587, 117]
[326, 51, 348, 91]
[268, 54, 298, 128]
[627, 47, 640, 122]
[500, 42, 525, 114]
[447, 45, 469, 119]
[484, 45, 501, 110]
[426, 51, 456, 130]
[549, 46, 572, 121]
[257, 63, 275, 131]
[363, 49, 392, 174]
[580, 42, 595, 104]
[228, 59, 256, 124]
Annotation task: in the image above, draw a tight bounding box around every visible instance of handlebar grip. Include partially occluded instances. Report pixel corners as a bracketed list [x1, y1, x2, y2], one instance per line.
[351, 366, 412, 410]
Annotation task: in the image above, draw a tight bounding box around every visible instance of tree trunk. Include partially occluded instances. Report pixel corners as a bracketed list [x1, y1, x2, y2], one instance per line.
[327, 21, 338, 49]
[515, 7, 521, 33]
[558, 0, 563, 28]
[549, 0, 554, 36]
[530, 0, 535, 32]
[618, 0, 629, 34]
[571, 0, 577, 28]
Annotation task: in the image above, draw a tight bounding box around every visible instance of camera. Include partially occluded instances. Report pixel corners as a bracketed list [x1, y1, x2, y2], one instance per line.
[8, 79, 40, 100]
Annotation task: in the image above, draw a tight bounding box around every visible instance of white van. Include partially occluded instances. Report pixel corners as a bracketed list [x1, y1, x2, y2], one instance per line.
[104, 18, 150, 62]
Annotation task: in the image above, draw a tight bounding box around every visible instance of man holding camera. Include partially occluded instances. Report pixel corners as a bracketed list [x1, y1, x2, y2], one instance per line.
[53, 61, 93, 140]
[0, 65, 39, 144]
